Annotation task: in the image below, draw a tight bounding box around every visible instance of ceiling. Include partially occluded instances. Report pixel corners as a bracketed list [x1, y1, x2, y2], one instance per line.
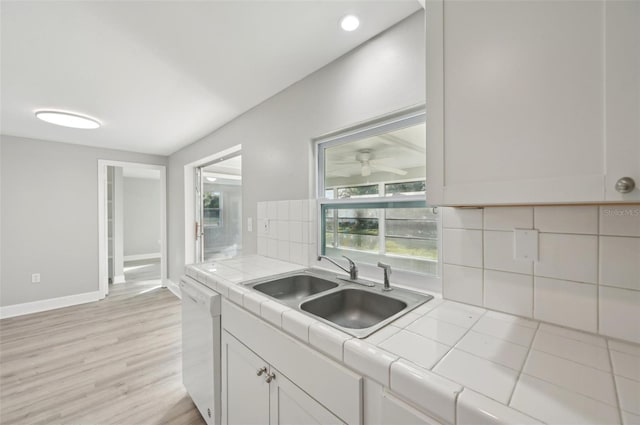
[0, 1, 421, 156]
[325, 123, 426, 180]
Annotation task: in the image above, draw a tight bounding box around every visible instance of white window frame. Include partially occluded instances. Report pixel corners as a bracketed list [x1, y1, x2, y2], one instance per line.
[312, 106, 442, 294]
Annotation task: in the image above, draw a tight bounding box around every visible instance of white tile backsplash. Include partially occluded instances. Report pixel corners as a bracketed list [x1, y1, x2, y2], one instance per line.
[257, 199, 316, 267]
[536, 233, 598, 284]
[443, 228, 483, 267]
[599, 286, 640, 343]
[266, 201, 277, 220]
[442, 264, 483, 306]
[600, 206, 640, 237]
[484, 230, 533, 275]
[442, 205, 640, 344]
[276, 240, 290, 262]
[276, 200, 289, 220]
[484, 270, 533, 317]
[289, 221, 303, 243]
[599, 236, 640, 291]
[443, 207, 483, 229]
[483, 207, 534, 231]
[534, 205, 599, 234]
[534, 277, 597, 333]
[289, 199, 303, 221]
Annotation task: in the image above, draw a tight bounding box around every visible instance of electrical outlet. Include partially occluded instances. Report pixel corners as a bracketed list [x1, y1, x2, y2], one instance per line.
[247, 217, 253, 232]
[31, 273, 41, 283]
[514, 229, 539, 261]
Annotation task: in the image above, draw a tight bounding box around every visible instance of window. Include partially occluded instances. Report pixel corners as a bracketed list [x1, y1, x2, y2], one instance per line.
[317, 108, 439, 276]
[203, 191, 221, 227]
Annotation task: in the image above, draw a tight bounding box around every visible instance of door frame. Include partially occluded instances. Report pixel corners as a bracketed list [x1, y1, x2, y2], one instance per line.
[98, 160, 167, 297]
[184, 144, 241, 266]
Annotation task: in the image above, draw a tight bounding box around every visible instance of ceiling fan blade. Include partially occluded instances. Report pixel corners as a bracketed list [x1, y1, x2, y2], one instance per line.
[371, 164, 408, 175]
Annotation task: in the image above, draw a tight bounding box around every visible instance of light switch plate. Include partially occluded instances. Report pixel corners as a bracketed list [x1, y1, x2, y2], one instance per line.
[247, 217, 253, 232]
[513, 229, 538, 261]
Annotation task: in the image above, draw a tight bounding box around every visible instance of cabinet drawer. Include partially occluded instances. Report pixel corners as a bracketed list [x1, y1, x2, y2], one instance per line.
[222, 299, 362, 425]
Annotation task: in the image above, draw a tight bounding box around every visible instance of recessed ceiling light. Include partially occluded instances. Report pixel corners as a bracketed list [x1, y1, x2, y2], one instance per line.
[206, 177, 217, 182]
[35, 110, 101, 129]
[340, 15, 360, 32]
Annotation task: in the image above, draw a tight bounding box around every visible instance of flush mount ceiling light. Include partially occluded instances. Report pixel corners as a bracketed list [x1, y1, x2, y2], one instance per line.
[206, 177, 217, 182]
[35, 110, 101, 129]
[340, 14, 360, 32]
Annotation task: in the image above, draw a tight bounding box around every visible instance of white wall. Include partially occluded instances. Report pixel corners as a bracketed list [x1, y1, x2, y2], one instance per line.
[167, 11, 426, 282]
[0, 135, 166, 306]
[123, 176, 161, 258]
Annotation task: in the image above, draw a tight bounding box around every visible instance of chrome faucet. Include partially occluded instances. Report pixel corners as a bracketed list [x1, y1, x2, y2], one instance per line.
[378, 262, 392, 291]
[317, 255, 358, 280]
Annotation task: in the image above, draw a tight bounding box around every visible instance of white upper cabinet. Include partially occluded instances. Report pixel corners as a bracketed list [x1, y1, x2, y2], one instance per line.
[426, 0, 640, 205]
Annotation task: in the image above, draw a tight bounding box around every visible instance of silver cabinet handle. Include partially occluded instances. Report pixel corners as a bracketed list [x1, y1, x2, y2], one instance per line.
[265, 372, 276, 383]
[616, 177, 636, 193]
[257, 367, 267, 376]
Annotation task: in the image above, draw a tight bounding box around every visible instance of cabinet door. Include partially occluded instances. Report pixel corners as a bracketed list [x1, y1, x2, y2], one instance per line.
[605, 0, 640, 201]
[426, 0, 639, 205]
[222, 331, 270, 425]
[269, 368, 345, 425]
[380, 391, 443, 425]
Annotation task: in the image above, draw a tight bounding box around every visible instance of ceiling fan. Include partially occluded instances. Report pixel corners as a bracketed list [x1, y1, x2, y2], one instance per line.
[331, 149, 408, 177]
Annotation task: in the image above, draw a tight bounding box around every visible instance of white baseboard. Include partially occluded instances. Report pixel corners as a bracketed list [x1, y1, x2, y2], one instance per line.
[113, 274, 126, 284]
[124, 253, 161, 262]
[0, 291, 103, 319]
[166, 279, 181, 299]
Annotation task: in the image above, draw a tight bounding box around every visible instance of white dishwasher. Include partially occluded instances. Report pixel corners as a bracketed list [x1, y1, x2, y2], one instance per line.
[180, 275, 221, 425]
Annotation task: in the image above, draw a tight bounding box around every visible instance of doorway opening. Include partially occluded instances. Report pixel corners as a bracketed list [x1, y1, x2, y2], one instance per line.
[195, 153, 242, 262]
[98, 161, 167, 298]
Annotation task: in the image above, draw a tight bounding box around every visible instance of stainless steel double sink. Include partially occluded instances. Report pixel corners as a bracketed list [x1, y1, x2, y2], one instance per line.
[249, 270, 433, 338]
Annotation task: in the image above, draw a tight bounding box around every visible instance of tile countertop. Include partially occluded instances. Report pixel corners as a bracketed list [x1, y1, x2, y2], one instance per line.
[186, 255, 640, 425]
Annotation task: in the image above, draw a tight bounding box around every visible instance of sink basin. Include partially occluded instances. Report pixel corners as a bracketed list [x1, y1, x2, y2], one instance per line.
[301, 288, 407, 330]
[252, 274, 338, 303]
[249, 269, 434, 338]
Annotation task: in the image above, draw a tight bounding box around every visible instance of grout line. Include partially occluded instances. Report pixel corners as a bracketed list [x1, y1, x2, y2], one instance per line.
[507, 321, 540, 406]
[607, 340, 625, 424]
[430, 310, 488, 371]
[597, 206, 601, 336]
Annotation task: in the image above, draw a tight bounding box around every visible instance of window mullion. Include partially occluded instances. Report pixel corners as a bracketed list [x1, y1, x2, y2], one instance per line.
[379, 208, 386, 256]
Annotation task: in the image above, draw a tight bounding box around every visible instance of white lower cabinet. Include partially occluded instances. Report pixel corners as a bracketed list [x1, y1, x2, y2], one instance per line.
[222, 330, 344, 425]
[380, 391, 443, 425]
[269, 364, 344, 425]
[222, 330, 270, 424]
[221, 299, 362, 424]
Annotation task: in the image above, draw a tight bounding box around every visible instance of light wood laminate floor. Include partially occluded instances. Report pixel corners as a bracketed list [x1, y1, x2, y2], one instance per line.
[0, 281, 206, 425]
